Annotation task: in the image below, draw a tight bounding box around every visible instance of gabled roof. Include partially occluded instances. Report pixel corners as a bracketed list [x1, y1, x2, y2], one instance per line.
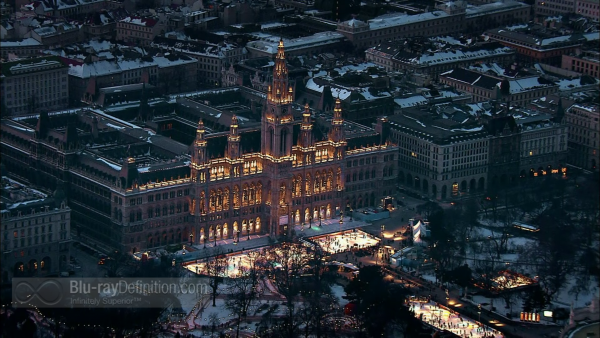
[441, 68, 499, 90]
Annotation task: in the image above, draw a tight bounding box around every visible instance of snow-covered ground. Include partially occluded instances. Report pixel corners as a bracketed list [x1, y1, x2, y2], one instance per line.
[331, 284, 348, 306]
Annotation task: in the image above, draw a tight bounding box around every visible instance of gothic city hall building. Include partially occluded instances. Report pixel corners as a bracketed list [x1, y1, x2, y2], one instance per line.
[0, 40, 397, 253]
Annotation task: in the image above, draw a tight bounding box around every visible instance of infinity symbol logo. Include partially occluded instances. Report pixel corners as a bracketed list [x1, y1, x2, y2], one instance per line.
[14, 280, 63, 306]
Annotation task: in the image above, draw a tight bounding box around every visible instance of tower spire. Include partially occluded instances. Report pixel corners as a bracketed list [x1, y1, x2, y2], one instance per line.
[267, 38, 292, 105]
[227, 115, 241, 159]
[300, 103, 313, 148]
[192, 119, 207, 167]
[329, 98, 345, 145]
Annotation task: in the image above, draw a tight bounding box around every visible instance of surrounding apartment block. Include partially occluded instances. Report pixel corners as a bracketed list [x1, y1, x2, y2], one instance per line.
[439, 68, 558, 106]
[366, 41, 515, 79]
[116, 16, 163, 47]
[152, 37, 246, 87]
[66, 52, 197, 104]
[0, 177, 72, 283]
[245, 32, 347, 58]
[535, 0, 575, 17]
[485, 27, 598, 66]
[561, 50, 600, 78]
[336, 1, 530, 49]
[26, 22, 83, 48]
[517, 111, 569, 179]
[575, 0, 599, 21]
[386, 109, 490, 200]
[0, 38, 42, 59]
[565, 104, 599, 171]
[536, 0, 599, 21]
[0, 56, 69, 115]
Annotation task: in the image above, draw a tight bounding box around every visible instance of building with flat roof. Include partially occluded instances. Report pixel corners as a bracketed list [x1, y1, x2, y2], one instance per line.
[386, 105, 490, 200]
[245, 31, 347, 58]
[561, 50, 600, 78]
[0, 38, 43, 59]
[366, 40, 515, 79]
[1, 177, 71, 282]
[336, 1, 530, 50]
[485, 27, 599, 66]
[439, 68, 559, 106]
[564, 104, 599, 171]
[0, 56, 69, 115]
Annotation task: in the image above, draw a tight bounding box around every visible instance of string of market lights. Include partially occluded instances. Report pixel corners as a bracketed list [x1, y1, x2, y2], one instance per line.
[0, 302, 122, 333]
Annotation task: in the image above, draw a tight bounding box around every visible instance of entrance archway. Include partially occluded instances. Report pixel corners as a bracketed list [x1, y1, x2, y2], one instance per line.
[14, 262, 25, 277]
[441, 185, 447, 199]
[422, 179, 428, 193]
[469, 179, 476, 192]
[478, 177, 485, 191]
[41, 257, 51, 272]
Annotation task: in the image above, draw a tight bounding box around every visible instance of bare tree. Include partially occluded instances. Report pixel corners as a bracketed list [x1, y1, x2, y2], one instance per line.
[204, 247, 230, 307]
[520, 209, 577, 301]
[264, 242, 310, 337]
[225, 253, 262, 338]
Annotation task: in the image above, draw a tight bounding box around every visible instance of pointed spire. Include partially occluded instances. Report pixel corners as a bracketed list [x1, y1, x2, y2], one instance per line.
[229, 114, 239, 138]
[333, 97, 343, 122]
[35, 110, 50, 139]
[196, 119, 206, 142]
[267, 37, 291, 105]
[303, 103, 311, 122]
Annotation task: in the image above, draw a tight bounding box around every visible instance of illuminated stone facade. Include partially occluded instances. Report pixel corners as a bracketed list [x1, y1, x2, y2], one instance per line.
[0, 41, 397, 253]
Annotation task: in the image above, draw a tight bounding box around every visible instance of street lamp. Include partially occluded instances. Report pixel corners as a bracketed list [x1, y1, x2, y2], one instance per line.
[349, 208, 353, 221]
[319, 213, 322, 227]
[203, 235, 206, 248]
[381, 224, 385, 238]
[247, 227, 250, 240]
[189, 233, 193, 246]
[478, 303, 482, 324]
[445, 288, 449, 307]
[236, 229, 241, 244]
[339, 213, 343, 232]
[309, 216, 313, 228]
[213, 233, 217, 246]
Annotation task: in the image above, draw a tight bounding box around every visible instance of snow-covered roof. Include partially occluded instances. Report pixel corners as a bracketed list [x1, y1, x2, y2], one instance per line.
[557, 77, 600, 91]
[502, 77, 557, 94]
[68, 60, 122, 78]
[306, 78, 352, 100]
[246, 31, 344, 55]
[260, 22, 290, 30]
[0, 38, 42, 47]
[465, 0, 528, 17]
[120, 16, 158, 27]
[305, 78, 390, 102]
[366, 11, 449, 30]
[83, 39, 113, 53]
[399, 46, 513, 66]
[394, 95, 428, 108]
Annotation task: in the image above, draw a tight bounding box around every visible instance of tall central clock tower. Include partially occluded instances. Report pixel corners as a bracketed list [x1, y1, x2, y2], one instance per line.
[262, 39, 294, 237]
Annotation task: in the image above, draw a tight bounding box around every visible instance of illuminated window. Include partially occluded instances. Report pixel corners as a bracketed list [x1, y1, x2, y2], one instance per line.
[452, 183, 459, 196]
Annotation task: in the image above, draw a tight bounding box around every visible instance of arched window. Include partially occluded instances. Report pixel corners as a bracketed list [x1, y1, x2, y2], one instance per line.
[280, 128, 288, 154]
